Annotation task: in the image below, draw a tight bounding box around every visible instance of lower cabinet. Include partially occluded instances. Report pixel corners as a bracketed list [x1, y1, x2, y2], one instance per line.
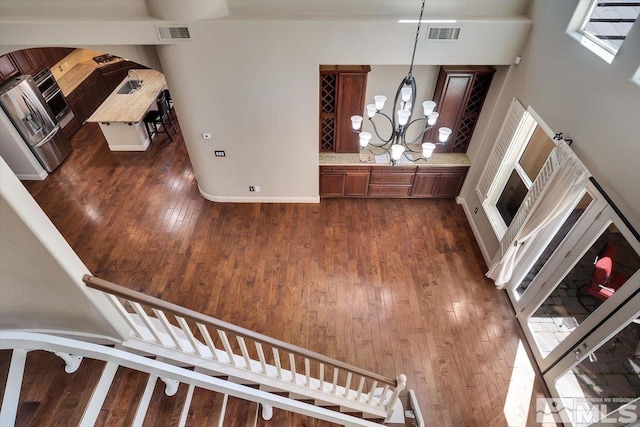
[320, 165, 468, 198]
[67, 70, 108, 124]
[412, 167, 468, 198]
[320, 166, 370, 197]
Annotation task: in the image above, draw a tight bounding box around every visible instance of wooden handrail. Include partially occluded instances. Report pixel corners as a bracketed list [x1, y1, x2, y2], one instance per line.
[83, 275, 397, 387]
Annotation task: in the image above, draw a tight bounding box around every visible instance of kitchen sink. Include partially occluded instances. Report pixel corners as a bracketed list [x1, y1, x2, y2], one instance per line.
[117, 80, 143, 95]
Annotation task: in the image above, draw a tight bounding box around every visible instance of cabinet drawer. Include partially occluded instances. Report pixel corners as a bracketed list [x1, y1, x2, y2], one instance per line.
[370, 173, 414, 184]
[371, 166, 416, 173]
[418, 166, 468, 174]
[320, 166, 370, 173]
[368, 184, 412, 197]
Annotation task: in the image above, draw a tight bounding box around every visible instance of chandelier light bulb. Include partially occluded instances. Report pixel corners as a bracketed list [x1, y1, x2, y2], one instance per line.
[423, 101, 436, 116]
[359, 132, 372, 147]
[351, 115, 363, 130]
[401, 87, 412, 102]
[427, 112, 439, 126]
[366, 104, 377, 118]
[391, 144, 406, 161]
[438, 127, 452, 142]
[397, 110, 411, 126]
[374, 95, 387, 110]
[403, 101, 412, 112]
[422, 142, 436, 158]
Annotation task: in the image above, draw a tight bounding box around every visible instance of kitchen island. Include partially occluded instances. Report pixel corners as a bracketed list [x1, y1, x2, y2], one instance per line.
[87, 69, 166, 151]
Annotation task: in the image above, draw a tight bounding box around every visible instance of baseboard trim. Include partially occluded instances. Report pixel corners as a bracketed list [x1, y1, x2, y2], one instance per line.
[16, 170, 48, 180]
[457, 196, 492, 266]
[199, 185, 320, 204]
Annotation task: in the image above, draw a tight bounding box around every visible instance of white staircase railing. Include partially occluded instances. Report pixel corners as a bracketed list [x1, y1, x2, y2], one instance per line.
[82, 275, 407, 423]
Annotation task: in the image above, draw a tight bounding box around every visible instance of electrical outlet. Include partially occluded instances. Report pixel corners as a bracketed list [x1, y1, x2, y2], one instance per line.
[202, 133, 212, 140]
[249, 186, 255, 192]
[474, 206, 479, 214]
[214, 150, 225, 157]
[254, 186, 260, 192]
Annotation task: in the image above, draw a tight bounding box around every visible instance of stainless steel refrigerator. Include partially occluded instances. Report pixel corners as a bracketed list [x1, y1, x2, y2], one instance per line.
[0, 75, 72, 173]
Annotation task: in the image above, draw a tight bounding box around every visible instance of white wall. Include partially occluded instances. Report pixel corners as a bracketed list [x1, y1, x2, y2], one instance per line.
[459, 0, 640, 264]
[0, 12, 531, 202]
[156, 18, 530, 202]
[0, 159, 130, 340]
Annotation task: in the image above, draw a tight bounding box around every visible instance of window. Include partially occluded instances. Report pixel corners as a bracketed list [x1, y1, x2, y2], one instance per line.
[568, 0, 640, 63]
[495, 126, 555, 227]
[476, 99, 557, 239]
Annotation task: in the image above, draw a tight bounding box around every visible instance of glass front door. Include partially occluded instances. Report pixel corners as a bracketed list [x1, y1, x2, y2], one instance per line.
[518, 206, 640, 371]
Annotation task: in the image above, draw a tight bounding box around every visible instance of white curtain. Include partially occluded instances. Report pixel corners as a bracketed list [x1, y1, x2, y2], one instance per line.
[487, 141, 590, 289]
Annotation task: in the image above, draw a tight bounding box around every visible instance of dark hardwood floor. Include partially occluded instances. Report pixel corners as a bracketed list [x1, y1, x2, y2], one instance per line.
[8, 119, 553, 426]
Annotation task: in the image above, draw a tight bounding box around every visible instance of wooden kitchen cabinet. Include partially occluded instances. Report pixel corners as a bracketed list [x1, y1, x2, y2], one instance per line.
[320, 166, 370, 197]
[9, 49, 47, 76]
[369, 166, 416, 197]
[67, 70, 108, 124]
[320, 164, 468, 198]
[319, 65, 370, 154]
[0, 55, 19, 84]
[412, 167, 468, 198]
[424, 66, 494, 153]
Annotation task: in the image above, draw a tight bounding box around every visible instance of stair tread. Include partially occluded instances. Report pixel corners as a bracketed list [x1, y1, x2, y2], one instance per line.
[185, 387, 227, 427]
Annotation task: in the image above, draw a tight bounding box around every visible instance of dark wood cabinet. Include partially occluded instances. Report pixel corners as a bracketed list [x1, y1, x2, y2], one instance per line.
[67, 70, 108, 124]
[8, 50, 34, 75]
[412, 167, 468, 198]
[319, 65, 370, 154]
[369, 166, 416, 197]
[320, 164, 468, 198]
[424, 66, 494, 153]
[0, 55, 19, 83]
[45, 47, 74, 68]
[320, 166, 370, 197]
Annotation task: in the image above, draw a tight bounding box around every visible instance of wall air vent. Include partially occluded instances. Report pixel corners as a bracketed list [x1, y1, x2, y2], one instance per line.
[156, 26, 191, 41]
[426, 27, 461, 41]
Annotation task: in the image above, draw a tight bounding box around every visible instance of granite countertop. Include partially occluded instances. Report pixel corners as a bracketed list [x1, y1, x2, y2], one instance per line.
[53, 49, 125, 96]
[87, 69, 166, 124]
[319, 152, 471, 167]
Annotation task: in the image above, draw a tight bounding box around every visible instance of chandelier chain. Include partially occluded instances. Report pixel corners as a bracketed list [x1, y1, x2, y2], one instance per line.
[408, 0, 427, 78]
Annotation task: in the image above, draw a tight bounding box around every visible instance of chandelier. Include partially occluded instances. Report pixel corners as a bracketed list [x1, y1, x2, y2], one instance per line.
[350, 0, 451, 165]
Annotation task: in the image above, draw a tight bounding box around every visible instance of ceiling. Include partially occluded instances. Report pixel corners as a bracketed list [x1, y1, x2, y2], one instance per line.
[0, 0, 531, 21]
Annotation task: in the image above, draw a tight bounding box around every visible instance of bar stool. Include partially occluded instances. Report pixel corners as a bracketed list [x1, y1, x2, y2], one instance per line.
[162, 89, 174, 111]
[143, 93, 177, 143]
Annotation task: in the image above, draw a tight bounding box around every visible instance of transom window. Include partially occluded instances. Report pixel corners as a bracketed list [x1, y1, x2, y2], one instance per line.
[570, 0, 640, 63]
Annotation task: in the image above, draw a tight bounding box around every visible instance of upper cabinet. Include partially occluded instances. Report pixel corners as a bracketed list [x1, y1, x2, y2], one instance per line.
[319, 65, 370, 154]
[0, 47, 75, 85]
[424, 65, 495, 153]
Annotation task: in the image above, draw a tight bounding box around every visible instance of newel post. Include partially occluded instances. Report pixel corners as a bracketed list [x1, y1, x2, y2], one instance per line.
[385, 374, 407, 412]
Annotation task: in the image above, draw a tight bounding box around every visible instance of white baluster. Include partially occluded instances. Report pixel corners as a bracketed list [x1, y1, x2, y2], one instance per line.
[319, 363, 324, 392]
[217, 330, 236, 366]
[304, 358, 311, 387]
[355, 377, 365, 401]
[196, 323, 220, 361]
[332, 368, 339, 395]
[153, 309, 184, 350]
[378, 385, 390, 407]
[175, 316, 202, 355]
[367, 381, 378, 405]
[130, 302, 163, 344]
[255, 342, 268, 374]
[289, 353, 297, 384]
[236, 337, 253, 370]
[106, 295, 145, 339]
[272, 348, 283, 379]
[344, 372, 352, 398]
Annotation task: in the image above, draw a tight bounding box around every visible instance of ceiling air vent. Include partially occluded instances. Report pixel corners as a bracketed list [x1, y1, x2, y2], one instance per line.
[156, 26, 191, 41]
[426, 27, 460, 41]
